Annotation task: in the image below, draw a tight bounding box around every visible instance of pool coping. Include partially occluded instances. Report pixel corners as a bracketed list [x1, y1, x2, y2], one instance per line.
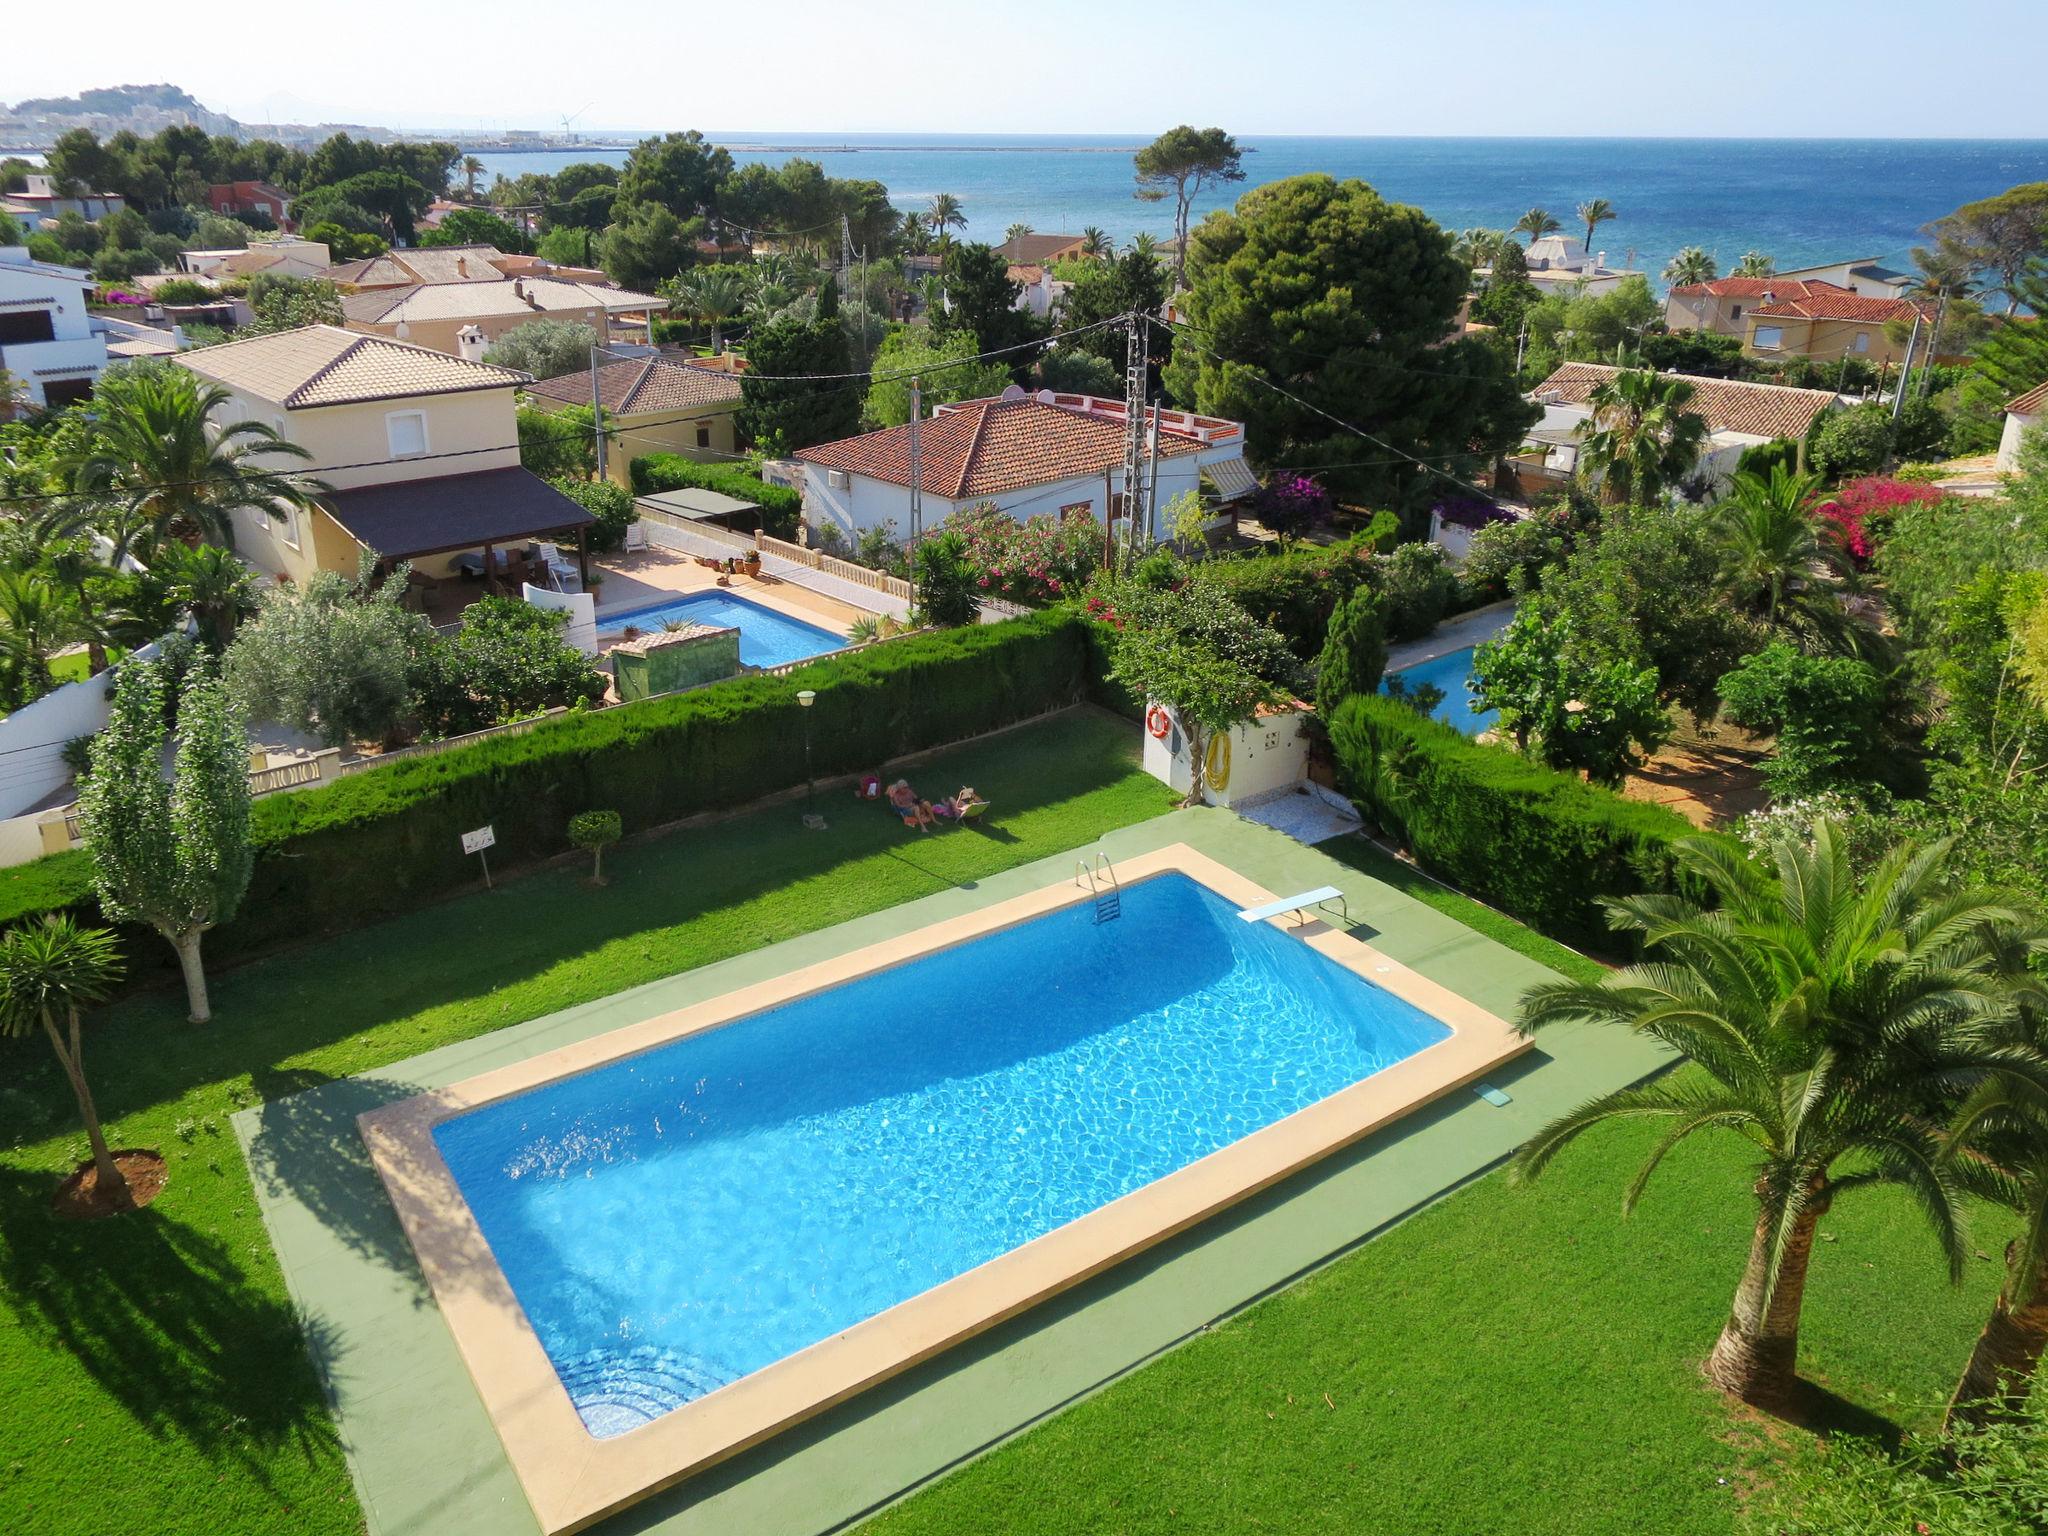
[595, 582, 852, 649]
[358, 842, 1531, 1535]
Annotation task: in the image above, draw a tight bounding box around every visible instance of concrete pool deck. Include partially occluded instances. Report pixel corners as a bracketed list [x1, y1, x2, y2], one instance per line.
[235, 808, 1669, 1536]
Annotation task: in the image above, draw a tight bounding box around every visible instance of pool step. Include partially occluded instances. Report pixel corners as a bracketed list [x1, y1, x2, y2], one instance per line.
[1077, 851, 1122, 922]
[1095, 890, 1122, 923]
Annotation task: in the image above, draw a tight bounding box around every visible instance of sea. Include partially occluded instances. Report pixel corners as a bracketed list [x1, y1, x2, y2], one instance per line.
[470, 134, 2048, 288]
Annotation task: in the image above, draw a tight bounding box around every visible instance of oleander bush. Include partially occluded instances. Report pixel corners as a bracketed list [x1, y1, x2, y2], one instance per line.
[1327, 693, 1705, 949]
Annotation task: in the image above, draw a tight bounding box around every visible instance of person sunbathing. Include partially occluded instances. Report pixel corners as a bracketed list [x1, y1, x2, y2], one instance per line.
[886, 779, 936, 831]
[932, 786, 986, 823]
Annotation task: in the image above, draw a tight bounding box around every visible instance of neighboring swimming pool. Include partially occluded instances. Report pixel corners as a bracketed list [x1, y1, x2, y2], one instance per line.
[432, 872, 1449, 1439]
[1383, 644, 1499, 737]
[603, 590, 845, 668]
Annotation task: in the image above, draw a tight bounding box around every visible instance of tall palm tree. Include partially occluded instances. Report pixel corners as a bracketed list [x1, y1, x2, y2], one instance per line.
[156, 541, 258, 649]
[1709, 465, 1854, 631]
[1733, 251, 1775, 278]
[1663, 246, 1719, 286]
[1942, 1056, 2048, 1429]
[1513, 821, 2048, 1409]
[1576, 369, 1708, 506]
[1128, 232, 1159, 260]
[44, 547, 141, 675]
[461, 156, 484, 199]
[1514, 208, 1561, 244]
[1453, 228, 1507, 273]
[899, 209, 932, 258]
[1576, 198, 1617, 255]
[1004, 222, 1034, 245]
[54, 368, 326, 563]
[926, 193, 966, 239]
[1080, 226, 1112, 259]
[0, 917, 129, 1208]
[668, 267, 750, 354]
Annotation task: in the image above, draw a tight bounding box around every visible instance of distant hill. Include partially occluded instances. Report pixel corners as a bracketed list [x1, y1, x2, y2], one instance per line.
[9, 83, 215, 118]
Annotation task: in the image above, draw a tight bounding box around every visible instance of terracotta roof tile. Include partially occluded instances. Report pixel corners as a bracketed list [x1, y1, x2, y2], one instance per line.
[1749, 290, 1934, 323]
[796, 397, 1204, 499]
[1670, 277, 1848, 301]
[2008, 378, 2048, 415]
[175, 324, 529, 409]
[1530, 362, 1838, 441]
[525, 355, 743, 414]
[341, 276, 666, 327]
[994, 233, 1089, 265]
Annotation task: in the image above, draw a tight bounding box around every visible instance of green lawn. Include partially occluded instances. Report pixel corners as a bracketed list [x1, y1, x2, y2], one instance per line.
[0, 708, 1176, 1536]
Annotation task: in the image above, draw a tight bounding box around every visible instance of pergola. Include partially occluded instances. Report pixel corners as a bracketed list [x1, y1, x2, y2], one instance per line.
[321, 468, 597, 596]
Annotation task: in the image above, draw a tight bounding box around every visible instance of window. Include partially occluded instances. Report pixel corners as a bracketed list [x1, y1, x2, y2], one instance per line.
[1853, 331, 1870, 354]
[385, 410, 428, 458]
[695, 424, 711, 449]
[1753, 326, 1784, 351]
[0, 310, 56, 344]
[277, 507, 300, 550]
[1731, 304, 1742, 320]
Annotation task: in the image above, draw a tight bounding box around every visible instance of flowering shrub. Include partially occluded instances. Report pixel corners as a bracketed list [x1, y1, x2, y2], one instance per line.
[1251, 474, 1331, 537]
[944, 502, 1103, 606]
[1430, 494, 1515, 532]
[1812, 477, 1943, 565]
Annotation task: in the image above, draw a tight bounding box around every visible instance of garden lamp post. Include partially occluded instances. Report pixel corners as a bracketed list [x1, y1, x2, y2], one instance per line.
[797, 690, 825, 830]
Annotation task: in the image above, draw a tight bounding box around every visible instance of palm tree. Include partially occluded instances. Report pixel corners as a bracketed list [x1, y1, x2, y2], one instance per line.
[899, 209, 932, 258]
[1733, 251, 1775, 278]
[1576, 369, 1709, 506]
[1513, 821, 2048, 1409]
[1710, 466, 1847, 619]
[54, 368, 327, 563]
[0, 917, 129, 1208]
[1907, 243, 1981, 376]
[1942, 1057, 2048, 1430]
[1663, 246, 1719, 286]
[668, 267, 750, 353]
[1004, 222, 1034, 245]
[1576, 198, 1617, 255]
[1080, 226, 1112, 259]
[926, 193, 966, 239]
[44, 547, 140, 676]
[461, 156, 484, 199]
[1514, 208, 1561, 244]
[1128, 232, 1160, 261]
[0, 568, 65, 710]
[1453, 228, 1507, 273]
[156, 542, 258, 649]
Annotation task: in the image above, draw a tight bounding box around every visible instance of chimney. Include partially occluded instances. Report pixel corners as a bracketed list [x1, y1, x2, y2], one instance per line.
[455, 324, 486, 363]
[1595, 250, 1606, 270]
[513, 278, 526, 301]
[456, 256, 469, 278]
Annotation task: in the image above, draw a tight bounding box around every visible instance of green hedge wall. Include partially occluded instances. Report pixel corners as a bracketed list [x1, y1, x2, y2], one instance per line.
[10, 610, 1093, 979]
[1327, 694, 1706, 951]
[629, 453, 802, 538]
[1190, 520, 1400, 658]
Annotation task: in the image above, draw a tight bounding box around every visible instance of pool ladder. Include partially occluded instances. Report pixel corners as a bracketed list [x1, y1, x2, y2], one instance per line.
[1076, 852, 1121, 923]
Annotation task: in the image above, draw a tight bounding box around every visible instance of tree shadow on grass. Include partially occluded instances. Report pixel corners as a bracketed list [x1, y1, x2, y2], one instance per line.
[0, 1165, 341, 1491]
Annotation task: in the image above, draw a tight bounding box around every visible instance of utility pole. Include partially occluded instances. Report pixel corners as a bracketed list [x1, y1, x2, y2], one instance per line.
[1143, 401, 1161, 547]
[1514, 318, 1528, 376]
[907, 375, 923, 614]
[590, 344, 607, 481]
[1890, 311, 1922, 427]
[1121, 312, 1148, 570]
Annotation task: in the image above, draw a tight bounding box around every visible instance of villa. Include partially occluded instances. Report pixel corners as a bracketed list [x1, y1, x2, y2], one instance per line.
[793, 388, 1257, 545]
[1741, 287, 1935, 367]
[994, 231, 1091, 265]
[1999, 377, 2048, 472]
[522, 352, 746, 486]
[341, 272, 668, 358]
[0, 172, 126, 225]
[1483, 234, 1644, 298]
[0, 244, 106, 410]
[204, 179, 295, 231]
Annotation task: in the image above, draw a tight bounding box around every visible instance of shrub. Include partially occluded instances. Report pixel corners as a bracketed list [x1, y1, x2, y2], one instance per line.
[1327, 693, 1702, 949]
[149, 277, 217, 306]
[1719, 643, 1889, 799]
[548, 476, 636, 553]
[567, 809, 622, 883]
[946, 502, 1100, 606]
[1314, 586, 1387, 720]
[1734, 437, 1799, 479]
[1812, 475, 1942, 565]
[913, 531, 981, 627]
[410, 597, 606, 739]
[1376, 541, 1460, 640]
[485, 320, 599, 382]
[7, 610, 1095, 980]
[630, 453, 801, 540]
[1187, 532, 1384, 658]
[1809, 402, 1894, 481]
[1250, 473, 1331, 537]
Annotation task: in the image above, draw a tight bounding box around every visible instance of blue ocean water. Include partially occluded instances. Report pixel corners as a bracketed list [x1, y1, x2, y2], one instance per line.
[474, 135, 2048, 288]
[606, 590, 843, 667]
[1385, 645, 1498, 737]
[433, 872, 1450, 1438]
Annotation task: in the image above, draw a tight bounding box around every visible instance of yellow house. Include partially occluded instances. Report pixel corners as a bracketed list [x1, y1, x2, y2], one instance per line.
[174, 324, 597, 594]
[1742, 289, 1934, 368]
[521, 353, 746, 488]
[341, 274, 667, 358]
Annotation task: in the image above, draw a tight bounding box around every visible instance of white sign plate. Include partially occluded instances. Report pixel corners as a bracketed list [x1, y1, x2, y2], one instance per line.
[461, 825, 496, 855]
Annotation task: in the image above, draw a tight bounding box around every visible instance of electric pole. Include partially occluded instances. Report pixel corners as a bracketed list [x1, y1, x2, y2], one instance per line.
[1121, 312, 1148, 570]
[590, 344, 607, 481]
[907, 375, 923, 614]
[1890, 311, 1922, 426]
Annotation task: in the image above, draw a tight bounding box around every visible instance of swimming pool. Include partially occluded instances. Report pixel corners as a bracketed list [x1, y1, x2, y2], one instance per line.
[604, 590, 845, 668]
[362, 845, 1523, 1532]
[1383, 644, 1499, 737]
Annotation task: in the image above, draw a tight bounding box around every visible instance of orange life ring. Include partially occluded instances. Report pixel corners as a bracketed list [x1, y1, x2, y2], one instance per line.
[1146, 704, 1173, 740]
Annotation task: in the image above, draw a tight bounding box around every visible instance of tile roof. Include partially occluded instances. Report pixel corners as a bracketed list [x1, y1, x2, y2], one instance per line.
[994, 233, 1088, 265]
[328, 245, 511, 288]
[342, 276, 667, 327]
[174, 324, 529, 409]
[524, 355, 743, 414]
[1669, 277, 1847, 301]
[1749, 289, 1933, 323]
[2008, 379, 2048, 416]
[1530, 362, 1839, 442]
[796, 396, 1204, 499]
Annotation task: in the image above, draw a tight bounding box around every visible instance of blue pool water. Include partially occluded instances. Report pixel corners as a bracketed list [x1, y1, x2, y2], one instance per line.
[1383, 646, 1499, 737]
[433, 873, 1451, 1438]
[606, 591, 844, 668]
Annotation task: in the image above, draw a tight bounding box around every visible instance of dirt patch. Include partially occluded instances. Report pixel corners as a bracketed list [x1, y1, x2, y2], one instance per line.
[1623, 721, 1771, 830]
[51, 1148, 168, 1220]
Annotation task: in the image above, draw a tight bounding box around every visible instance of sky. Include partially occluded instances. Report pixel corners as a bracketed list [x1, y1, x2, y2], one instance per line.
[8, 0, 2048, 140]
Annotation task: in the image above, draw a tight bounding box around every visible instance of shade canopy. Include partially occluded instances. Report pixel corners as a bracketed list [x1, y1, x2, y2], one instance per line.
[322, 468, 595, 562]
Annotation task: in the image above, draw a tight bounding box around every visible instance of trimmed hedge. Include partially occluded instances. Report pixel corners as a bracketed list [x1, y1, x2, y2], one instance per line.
[1327, 694, 1705, 951]
[9, 610, 1094, 978]
[630, 453, 801, 538]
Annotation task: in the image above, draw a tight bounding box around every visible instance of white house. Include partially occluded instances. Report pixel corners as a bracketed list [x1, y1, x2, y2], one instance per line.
[1490, 235, 1644, 299]
[0, 246, 108, 410]
[179, 237, 334, 281]
[1519, 362, 1841, 496]
[2, 173, 127, 225]
[1772, 255, 1914, 300]
[793, 389, 1256, 546]
[1008, 263, 1061, 318]
[1998, 379, 2047, 473]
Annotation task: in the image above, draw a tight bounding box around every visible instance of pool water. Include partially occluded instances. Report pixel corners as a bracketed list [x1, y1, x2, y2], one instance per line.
[605, 591, 845, 668]
[1382, 645, 1499, 737]
[433, 873, 1452, 1438]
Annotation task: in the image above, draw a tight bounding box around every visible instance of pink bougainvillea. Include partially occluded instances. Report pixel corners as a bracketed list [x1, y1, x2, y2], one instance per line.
[1812, 476, 1944, 566]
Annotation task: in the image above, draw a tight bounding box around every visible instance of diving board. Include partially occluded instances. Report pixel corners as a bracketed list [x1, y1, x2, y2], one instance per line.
[1236, 885, 1348, 927]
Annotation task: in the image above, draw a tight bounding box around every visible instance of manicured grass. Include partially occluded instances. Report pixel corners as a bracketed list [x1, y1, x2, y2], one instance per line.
[0, 708, 1175, 1536]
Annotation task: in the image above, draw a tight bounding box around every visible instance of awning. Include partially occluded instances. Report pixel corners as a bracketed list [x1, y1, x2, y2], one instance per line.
[1203, 456, 1260, 502]
[635, 487, 759, 521]
[321, 467, 595, 562]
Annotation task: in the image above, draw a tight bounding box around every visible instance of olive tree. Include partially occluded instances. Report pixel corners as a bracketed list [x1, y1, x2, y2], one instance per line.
[80, 657, 252, 1024]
